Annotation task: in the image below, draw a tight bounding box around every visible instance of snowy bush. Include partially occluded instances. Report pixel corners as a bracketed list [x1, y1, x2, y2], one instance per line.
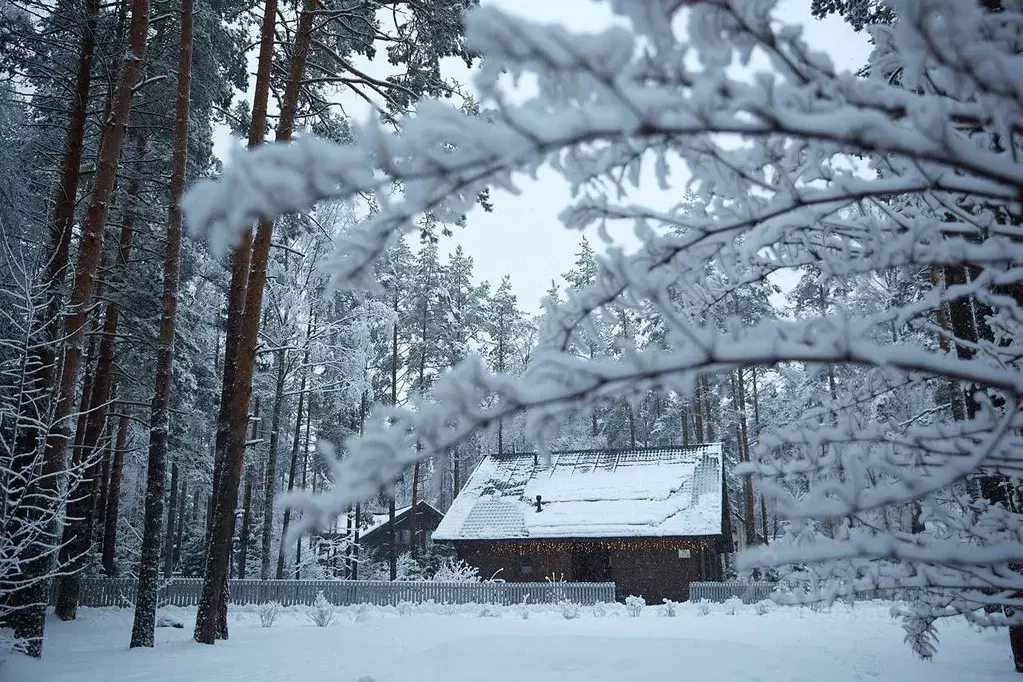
[477, 604, 502, 619]
[517, 596, 531, 620]
[754, 600, 773, 616]
[660, 600, 677, 618]
[307, 591, 336, 627]
[258, 601, 282, 628]
[625, 596, 645, 618]
[559, 600, 581, 620]
[696, 600, 712, 616]
[397, 601, 416, 617]
[724, 598, 743, 616]
[591, 602, 607, 618]
[432, 558, 481, 583]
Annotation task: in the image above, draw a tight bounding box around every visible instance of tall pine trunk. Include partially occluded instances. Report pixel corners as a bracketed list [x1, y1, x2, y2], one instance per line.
[734, 367, 756, 546]
[276, 337, 308, 579]
[163, 463, 179, 577]
[195, 0, 278, 645]
[101, 410, 130, 575]
[55, 137, 139, 620]
[129, 0, 190, 648]
[260, 348, 286, 579]
[8, 0, 150, 654]
[12, 0, 100, 470]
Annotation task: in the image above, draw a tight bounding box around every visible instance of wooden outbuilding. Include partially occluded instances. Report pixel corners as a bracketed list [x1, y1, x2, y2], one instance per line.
[433, 445, 725, 603]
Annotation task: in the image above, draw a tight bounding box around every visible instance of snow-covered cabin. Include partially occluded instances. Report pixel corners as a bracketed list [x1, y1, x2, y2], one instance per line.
[359, 501, 444, 557]
[433, 445, 725, 603]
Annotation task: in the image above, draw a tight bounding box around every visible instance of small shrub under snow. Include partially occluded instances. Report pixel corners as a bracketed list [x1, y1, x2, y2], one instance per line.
[625, 595, 646, 617]
[307, 591, 337, 627]
[478, 604, 502, 618]
[432, 558, 481, 583]
[591, 602, 607, 618]
[517, 596, 531, 620]
[754, 600, 772, 616]
[397, 600, 416, 617]
[559, 600, 581, 620]
[258, 600, 282, 628]
[660, 599, 677, 617]
[696, 599, 712, 615]
[724, 597, 743, 615]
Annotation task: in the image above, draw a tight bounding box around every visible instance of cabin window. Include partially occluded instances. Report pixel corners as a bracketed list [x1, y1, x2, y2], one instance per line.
[518, 556, 534, 576]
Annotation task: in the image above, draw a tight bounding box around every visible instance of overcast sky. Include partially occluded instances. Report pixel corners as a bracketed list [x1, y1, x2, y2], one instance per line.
[214, 1, 870, 314]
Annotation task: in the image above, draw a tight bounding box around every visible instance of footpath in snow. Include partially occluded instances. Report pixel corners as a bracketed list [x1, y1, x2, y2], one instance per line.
[4, 600, 1009, 682]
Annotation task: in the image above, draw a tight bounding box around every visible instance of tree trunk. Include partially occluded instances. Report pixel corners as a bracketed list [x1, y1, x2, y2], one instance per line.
[388, 496, 397, 580]
[352, 503, 361, 580]
[12, 0, 100, 469]
[174, 477, 187, 567]
[163, 463, 179, 577]
[260, 348, 286, 579]
[236, 468, 253, 579]
[693, 382, 705, 443]
[389, 293, 398, 579]
[9, 0, 150, 654]
[194, 0, 278, 646]
[197, 0, 317, 644]
[276, 387, 305, 578]
[56, 136, 140, 621]
[276, 352, 307, 578]
[94, 421, 114, 544]
[126, 0, 191, 647]
[735, 368, 757, 546]
[53, 343, 96, 619]
[102, 410, 130, 576]
[294, 397, 313, 579]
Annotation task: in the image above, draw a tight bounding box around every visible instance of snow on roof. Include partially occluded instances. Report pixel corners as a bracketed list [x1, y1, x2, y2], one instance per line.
[433, 444, 723, 541]
[360, 501, 442, 542]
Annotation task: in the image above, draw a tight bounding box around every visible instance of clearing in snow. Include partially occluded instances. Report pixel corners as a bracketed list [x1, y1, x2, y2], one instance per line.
[4, 600, 1007, 681]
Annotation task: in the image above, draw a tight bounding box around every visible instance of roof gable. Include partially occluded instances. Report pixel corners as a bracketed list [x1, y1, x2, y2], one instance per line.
[359, 501, 442, 543]
[433, 445, 723, 541]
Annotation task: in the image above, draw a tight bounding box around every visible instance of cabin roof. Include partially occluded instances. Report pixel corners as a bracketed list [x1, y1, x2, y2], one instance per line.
[360, 500, 443, 543]
[432, 444, 723, 542]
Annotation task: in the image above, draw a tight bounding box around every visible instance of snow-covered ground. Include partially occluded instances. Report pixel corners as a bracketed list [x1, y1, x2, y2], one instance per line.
[4, 600, 1009, 681]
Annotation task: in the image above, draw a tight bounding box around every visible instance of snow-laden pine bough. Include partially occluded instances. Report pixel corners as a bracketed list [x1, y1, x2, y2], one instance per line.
[183, 0, 1023, 664]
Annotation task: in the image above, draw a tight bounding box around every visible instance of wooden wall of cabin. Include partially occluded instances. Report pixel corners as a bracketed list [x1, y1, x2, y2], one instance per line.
[450, 538, 721, 602]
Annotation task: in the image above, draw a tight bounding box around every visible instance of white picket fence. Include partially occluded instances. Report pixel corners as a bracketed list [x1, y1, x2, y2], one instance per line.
[56, 578, 616, 608]
[689, 581, 907, 604]
[689, 581, 778, 604]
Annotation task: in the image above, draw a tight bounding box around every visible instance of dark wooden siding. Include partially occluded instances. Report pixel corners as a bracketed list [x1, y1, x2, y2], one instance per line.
[361, 505, 444, 556]
[450, 537, 721, 602]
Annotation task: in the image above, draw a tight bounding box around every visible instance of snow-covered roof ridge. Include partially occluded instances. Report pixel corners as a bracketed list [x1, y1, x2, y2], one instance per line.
[433, 444, 723, 541]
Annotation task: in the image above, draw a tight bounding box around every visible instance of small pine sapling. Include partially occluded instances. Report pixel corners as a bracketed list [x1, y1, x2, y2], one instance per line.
[308, 591, 336, 627]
